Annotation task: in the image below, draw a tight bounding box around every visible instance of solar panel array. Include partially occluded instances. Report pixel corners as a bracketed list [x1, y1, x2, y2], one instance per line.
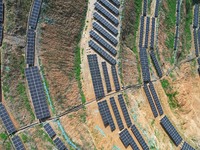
[149, 82, 163, 115]
[194, 29, 199, 57]
[98, 0, 119, 16]
[0, 103, 16, 134]
[131, 125, 149, 150]
[139, 16, 145, 47]
[93, 12, 118, 36]
[25, 66, 51, 120]
[28, 0, 42, 29]
[44, 123, 56, 139]
[176, 10, 180, 26]
[90, 30, 117, 56]
[160, 116, 183, 146]
[154, 0, 160, 17]
[118, 94, 132, 127]
[197, 57, 200, 66]
[53, 137, 68, 150]
[143, 0, 147, 16]
[119, 129, 139, 150]
[93, 22, 118, 46]
[143, 84, 158, 118]
[102, 62, 112, 93]
[26, 29, 35, 66]
[108, 0, 120, 8]
[0, 0, 3, 23]
[12, 135, 25, 150]
[110, 97, 124, 130]
[198, 28, 200, 57]
[89, 40, 116, 65]
[176, 0, 180, 12]
[0, 24, 3, 46]
[145, 17, 150, 48]
[111, 65, 120, 91]
[181, 142, 195, 150]
[150, 50, 162, 78]
[87, 54, 105, 100]
[150, 17, 155, 49]
[94, 2, 119, 26]
[193, 4, 199, 29]
[140, 47, 150, 82]
[98, 100, 116, 131]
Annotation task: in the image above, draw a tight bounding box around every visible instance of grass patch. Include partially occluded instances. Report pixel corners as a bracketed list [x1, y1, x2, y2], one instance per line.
[35, 129, 54, 145]
[161, 79, 180, 109]
[17, 82, 35, 121]
[21, 133, 29, 143]
[0, 133, 8, 140]
[74, 2, 88, 105]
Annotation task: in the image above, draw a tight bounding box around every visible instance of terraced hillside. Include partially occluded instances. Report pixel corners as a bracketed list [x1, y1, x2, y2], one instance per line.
[0, 0, 200, 150]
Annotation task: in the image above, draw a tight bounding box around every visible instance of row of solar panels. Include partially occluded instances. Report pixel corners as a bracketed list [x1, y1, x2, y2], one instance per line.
[194, 28, 199, 57]
[144, 17, 150, 48]
[160, 116, 195, 150]
[154, 0, 160, 17]
[25, 66, 51, 120]
[174, 26, 179, 50]
[143, 82, 164, 117]
[140, 47, 151, 82]
[0, 0, 4, 47]
[28, 0, 42, 30]
[139, 16, 144, 48]
[198, 58, 200, 75]
[44, 123, 68, 150]
[193, 4, 199, 29]
[87, 54, 121, 100]
[98, 94, 132, 131]
[119, 125, 149, 150]
[150, 50, 162, 78]
[98, 0, 119, 16]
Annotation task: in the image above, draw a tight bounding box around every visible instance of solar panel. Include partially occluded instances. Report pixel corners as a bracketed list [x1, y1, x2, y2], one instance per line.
[145, 17, 150, 48]
[44, 123, 56, 139]
[53, 137, 68, 150]
[181, 142, 195, 150]
[26, 29, 35, 66]
[110, 97, 124, 130]
[193, 4, 199, 28]
[102, 62, 112, 93]
[93, 22, 118, 46]
[154, 0, 160, 17]
[111, 65, 120, 91]
[0, 24, 3, 46]
[12, 135, 25, 150]
[143, 0, 147, 16]
[150, 17, 155, 49]
[88, 40, 116, 65]
[90, 30, 117, 56]
[176, 11, 180, 26]
[143, 84, 158, 118]
[28, 0, 42, 29]
[139, 16, 145, 47]
[25, 67, 51, 120]
[108, 0, 120, 8]
[150, 50, 162, 78]
[176, 0, 180, 12]
[98, 0, 119, 16]
[197, 57, 200, 66]
[98, 100, 116, 131]
[119, 129, 139, 150]
[93, 12, 118, 36]
[174, 37, 178, 50]
[87, 54, 105, 100]
[118, 94, 132, 127]
[194, 29, 199, 57]
[140, 47, 151, 82]
[95, 2, 119, 26]
[131, 125, 149, 150]
[198, 28, 200, 57]
[0, 1, 3, 24]
[175, 26, 179, 38]
[160, 116, 183, 146]
[149, 82, 163, 115]
[0, 103, 16, 134]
